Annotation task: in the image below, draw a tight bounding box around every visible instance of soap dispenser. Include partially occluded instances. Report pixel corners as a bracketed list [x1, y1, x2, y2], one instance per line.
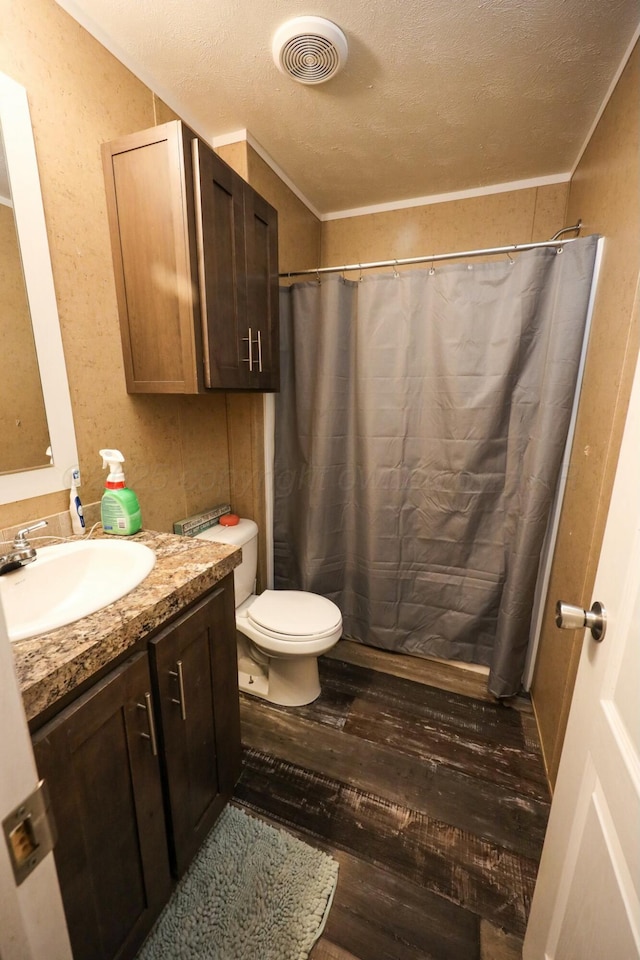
[99, 449, 142, 536]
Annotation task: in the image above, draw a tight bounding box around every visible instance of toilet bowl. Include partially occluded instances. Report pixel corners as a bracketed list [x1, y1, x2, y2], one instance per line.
[196, 519, 342, 706]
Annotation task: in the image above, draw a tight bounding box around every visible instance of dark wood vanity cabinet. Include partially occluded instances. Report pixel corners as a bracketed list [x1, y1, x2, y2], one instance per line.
[102, 120, 279, 394]
[149, 582, 241, 877]
[32, 575, 241, 960]
[32, 652, 171, 960]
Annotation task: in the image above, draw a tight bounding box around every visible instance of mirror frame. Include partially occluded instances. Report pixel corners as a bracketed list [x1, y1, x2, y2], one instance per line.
[0, 73, 78, 504]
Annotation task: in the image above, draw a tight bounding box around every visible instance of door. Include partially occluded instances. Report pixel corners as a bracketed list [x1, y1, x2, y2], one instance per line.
[102, 121, 202, 393]
[33, 652, 171, 960]
[194, 138, 250, 389]
[0, 603, 72, 960]
[244, 185, 280, 391]
[149, 579, 241, 877]
[524, 345, 640, 957]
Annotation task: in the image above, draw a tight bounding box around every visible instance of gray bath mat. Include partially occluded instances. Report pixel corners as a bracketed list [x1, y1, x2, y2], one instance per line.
[136, 804, 339, 960]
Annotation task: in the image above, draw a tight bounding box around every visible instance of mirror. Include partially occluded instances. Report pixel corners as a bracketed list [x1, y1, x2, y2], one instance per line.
[0, 73, 78, 505]
[0, 139, 51, 473]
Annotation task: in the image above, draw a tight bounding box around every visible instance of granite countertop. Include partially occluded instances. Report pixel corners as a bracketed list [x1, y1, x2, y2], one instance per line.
[12, 529, 241, 723]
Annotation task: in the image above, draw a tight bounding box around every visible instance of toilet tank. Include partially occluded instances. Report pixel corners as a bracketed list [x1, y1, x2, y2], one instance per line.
[195, 518, 258, 607]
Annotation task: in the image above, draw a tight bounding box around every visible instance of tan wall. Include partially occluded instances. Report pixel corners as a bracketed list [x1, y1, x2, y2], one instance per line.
[321, 182, 569, 269]
[0, 204, 50, 473]
[0, 0, 320, 560]
[531, 42, 640, 787]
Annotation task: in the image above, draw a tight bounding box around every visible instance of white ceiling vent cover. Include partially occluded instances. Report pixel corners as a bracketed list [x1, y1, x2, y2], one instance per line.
[272, 17, 348, 85]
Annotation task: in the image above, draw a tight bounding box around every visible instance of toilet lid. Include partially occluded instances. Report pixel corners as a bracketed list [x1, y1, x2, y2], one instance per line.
[247, 590, 342, 639]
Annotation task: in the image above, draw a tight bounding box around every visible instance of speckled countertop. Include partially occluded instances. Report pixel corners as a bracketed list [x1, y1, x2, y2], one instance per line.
[12, 530, 240, 724]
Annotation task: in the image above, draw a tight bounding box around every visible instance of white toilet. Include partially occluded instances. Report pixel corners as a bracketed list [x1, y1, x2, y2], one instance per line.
[197, 518, 342, 706]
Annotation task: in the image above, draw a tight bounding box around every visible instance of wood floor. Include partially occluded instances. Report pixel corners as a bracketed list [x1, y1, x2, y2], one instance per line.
[233, 640, 550, 960]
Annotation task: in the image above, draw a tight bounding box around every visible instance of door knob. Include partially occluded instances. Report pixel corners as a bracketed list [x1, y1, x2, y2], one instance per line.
[555, 600, 606, 642]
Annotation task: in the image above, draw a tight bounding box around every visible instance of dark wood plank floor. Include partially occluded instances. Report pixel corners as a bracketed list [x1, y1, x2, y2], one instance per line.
[233, 640, 550, 960]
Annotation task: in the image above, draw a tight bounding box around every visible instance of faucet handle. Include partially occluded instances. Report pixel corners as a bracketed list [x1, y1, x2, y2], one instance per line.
[14, 520, 48, 546]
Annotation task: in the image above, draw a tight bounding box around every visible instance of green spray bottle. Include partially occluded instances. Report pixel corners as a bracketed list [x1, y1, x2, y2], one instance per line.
[99, 449, 142, 535]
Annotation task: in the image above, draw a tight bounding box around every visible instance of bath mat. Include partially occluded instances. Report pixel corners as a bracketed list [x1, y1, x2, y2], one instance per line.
[136, 804, 339, 960]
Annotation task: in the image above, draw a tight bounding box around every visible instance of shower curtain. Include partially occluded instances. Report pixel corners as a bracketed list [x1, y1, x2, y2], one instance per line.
[274, 236, 599, 697]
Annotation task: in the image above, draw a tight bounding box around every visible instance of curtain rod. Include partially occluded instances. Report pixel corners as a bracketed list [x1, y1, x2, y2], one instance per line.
[279, 220, 583, 279]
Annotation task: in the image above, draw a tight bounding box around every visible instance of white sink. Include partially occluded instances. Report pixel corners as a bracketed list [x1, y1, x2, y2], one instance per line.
[1, 539, 156, 642]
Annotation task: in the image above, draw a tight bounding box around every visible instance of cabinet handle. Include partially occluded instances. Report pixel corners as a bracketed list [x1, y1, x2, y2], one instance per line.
[243, 327, 253, 371]
[137, 692, 158, 756]
[256, 330, 263, 373]
[169, 660, 187, 721]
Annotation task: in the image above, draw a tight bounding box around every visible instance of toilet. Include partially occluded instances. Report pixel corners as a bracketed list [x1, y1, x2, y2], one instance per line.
[197, 518, 342, 706]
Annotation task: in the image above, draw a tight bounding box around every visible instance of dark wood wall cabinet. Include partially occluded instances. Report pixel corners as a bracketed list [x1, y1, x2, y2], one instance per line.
[102, 121, 279, 393]
[32, 577, 241, 960]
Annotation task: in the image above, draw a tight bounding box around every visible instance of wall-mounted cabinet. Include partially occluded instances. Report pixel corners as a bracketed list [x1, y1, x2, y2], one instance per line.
[102, 121, 279, 393]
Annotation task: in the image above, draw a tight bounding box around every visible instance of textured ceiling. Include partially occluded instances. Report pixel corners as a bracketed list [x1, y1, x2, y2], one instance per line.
[56, 0, 639, 215]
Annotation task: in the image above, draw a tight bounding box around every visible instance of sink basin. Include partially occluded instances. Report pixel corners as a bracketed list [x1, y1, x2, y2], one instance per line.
[1, 539, 156, 642]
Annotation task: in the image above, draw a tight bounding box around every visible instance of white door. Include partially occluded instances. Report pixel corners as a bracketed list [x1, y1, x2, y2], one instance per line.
[524, 340, 640, 958]
[0, 601, 72, 960]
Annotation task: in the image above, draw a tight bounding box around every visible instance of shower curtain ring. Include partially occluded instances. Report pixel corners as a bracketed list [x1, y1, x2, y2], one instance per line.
[358, 264, 364, 282]
[316, 269, 321, 284]
[393, 260, 400, 278]
[506, 250, 515, 265]
[429, 257, 435, 276]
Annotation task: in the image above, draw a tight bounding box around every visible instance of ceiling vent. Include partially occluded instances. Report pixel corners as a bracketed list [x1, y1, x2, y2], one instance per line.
[272, 16, 348, 85]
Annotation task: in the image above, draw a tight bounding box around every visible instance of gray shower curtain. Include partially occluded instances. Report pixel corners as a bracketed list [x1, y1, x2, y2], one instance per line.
[274, 236, 599, 697]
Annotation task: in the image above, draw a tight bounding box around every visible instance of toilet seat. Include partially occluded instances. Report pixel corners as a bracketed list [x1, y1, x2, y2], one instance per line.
[247, 589, 342, 643]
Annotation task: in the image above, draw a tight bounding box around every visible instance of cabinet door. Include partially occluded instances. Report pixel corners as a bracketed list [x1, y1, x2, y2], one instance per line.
[149, 578, 241, 877]
[102, 121, 202, 393]
[194, 139, 252, 389]
[32, 653, 171, 960]
[244, 186, 280, 391]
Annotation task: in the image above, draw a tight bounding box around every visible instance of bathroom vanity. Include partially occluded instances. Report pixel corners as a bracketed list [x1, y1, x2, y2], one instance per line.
[102, 120, 279, 394]
[13, 531, 242, 960]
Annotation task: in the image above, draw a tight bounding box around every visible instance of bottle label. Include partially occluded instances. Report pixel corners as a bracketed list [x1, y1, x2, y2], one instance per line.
[101, 493, 141, 535]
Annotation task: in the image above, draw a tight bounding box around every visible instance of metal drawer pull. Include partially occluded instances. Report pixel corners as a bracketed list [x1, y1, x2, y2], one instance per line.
[243, 327, 253, 370]
[169, 660, 187, 721]
[256, 330, 263, 372]
[555, 600, 607, 642]
[137, 692, 158, 755]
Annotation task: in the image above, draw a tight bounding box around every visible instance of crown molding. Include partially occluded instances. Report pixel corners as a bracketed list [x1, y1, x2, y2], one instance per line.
[321, 173, 572, 222]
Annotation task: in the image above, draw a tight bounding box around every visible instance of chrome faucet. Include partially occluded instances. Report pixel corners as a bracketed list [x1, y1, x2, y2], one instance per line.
[0, 521, 48, 575]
